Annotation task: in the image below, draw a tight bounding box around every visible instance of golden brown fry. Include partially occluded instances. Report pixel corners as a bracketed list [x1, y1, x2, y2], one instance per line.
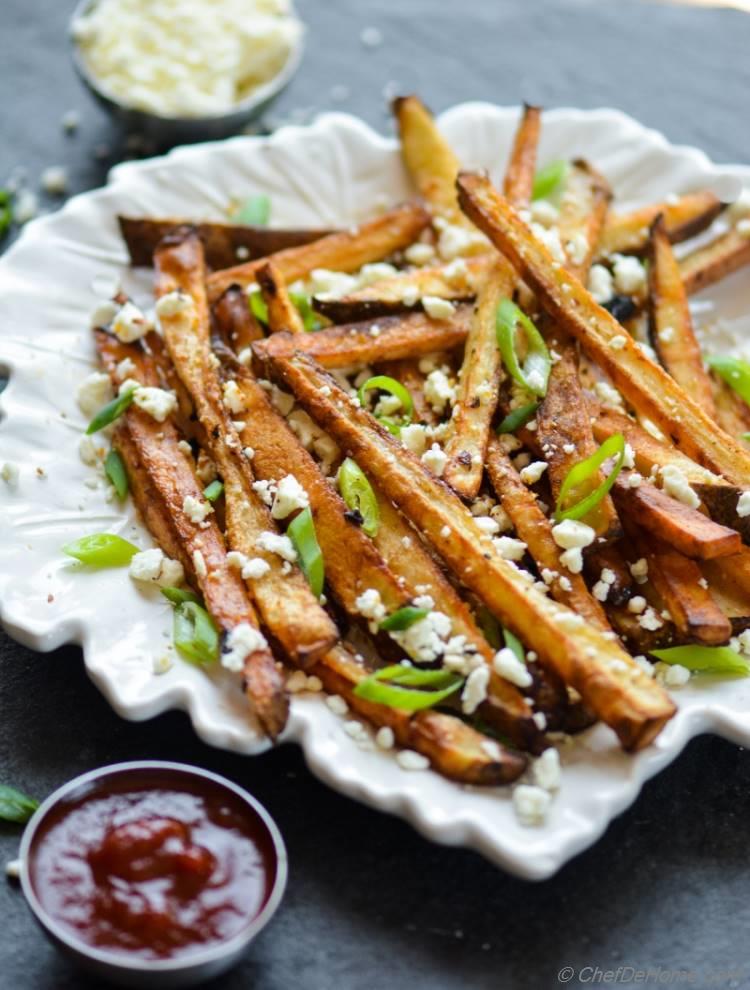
[213, 285, 265, 350]
[154, 231, 338, 670]
[503, 103, 541, 207]
[486, 435, 611, 631]
[257, 261, 306, 335]
[313, 256, 489, 323]
[206, 203, 430, 302]
[613, 474, 741, 560]
[556, 160, 612, 280]
[648, 214, 716, 415]
[313, 646, 527, 784]
[269, 351, 675, 751]
[253, 307, 471, 371]
[456, 171, 750, 486]
[443, 260, 515, 499]
[598, 191, 723, 257]
[393, 95, 468, 226]
[681, 227, 750, 296]
[376, 358, 437, 424]
[118, 215, 333, 270]
[702, 547, 750, 618]
[585, 545, 634, 608]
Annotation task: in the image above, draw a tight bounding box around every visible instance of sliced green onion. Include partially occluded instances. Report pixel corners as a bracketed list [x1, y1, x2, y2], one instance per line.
[289, 290, 322, 331]
[339, 457, 379, 536]
[0, 188, 13, 238]
[287, 506, 324, 597]
[62, 533, 139, 567]
[358, 375, 414, 434]
[354, 664, 463, 711]
[233, 193, 271, 226]
[104, 449, 128, 499]
[161, 587, 202, 607]
[477, 606, 502, 649]
[173, 601, 219, 666]
[742, 432, 750, 442]
[86, 385, 137, 435]
[532, 160, 569, 202]
[249, 289, 269, 325]
[379, 606, 429, 632]
[706, 355, 750, 407]
[203, 480, 224, 502]
[650, 645, 750, 676]
[554, 433, 626, 522]
[497, 401, 539, 435]
[496, 299, 550, 398]
[503, 627, 526, 664]
[0, 784, 39, 824]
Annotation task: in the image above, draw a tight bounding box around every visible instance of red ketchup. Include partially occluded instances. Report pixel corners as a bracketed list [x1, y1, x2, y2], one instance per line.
[29, 773, 275, 960]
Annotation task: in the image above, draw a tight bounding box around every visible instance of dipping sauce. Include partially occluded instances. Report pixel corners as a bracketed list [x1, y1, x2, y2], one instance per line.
[29, 772, 276, 961]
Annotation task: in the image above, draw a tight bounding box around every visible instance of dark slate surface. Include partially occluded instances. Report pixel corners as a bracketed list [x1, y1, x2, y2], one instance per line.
[2, 1, 750, 987]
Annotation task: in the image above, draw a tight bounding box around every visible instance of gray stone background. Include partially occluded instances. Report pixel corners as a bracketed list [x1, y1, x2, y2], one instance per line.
[2, 1, 750, 988]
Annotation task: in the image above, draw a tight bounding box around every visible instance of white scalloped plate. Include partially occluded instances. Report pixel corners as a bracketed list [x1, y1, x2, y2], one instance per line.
[1, 104, 749, 880]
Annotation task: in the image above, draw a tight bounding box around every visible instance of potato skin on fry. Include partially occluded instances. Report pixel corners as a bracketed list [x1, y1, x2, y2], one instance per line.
[502, 103, 541, 208]
[599, 191, 723, 257]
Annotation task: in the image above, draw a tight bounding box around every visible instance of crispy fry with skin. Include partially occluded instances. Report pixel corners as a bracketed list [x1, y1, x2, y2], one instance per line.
[486, 436, 611, 630]
[93, 330, 287, 738]
[313, 646, 527, 784]
[443, 260, 515, 499]
[503, 103, 541, 207]
[613, 474, 741, 560]
[268, 351, 675, 751]
[702, 546, 750, 615]
[556, 160, 613, 280]
[213, 285, 265, 350]
[393, 95, 468, 226]
[154, 232, 338, 670]
[257, 261, 307, 335]
[253, 307, 471, 371]
[681, 226, 750, 296]
[313, 256, 489, 323]
[456, 171, 750, 486]
[648, 214, 716, 415]
[206, 203, 430, 302]
[598, 191, 723, 257]
[118, 216, 333, 270]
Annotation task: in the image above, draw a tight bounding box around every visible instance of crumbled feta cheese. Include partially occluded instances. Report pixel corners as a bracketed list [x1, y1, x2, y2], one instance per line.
[129, 548, 184, 587]
[474, 515, 500, 536]
[630, 557, 649, 583]
[222, 380, 246, 415]
[326, 694, 348, 716]
[391, 611, 453, 664]
[609, 334, 628, 350]
[77, 371, 113, 417]
[153, 654, 173, 675]
[559, 548, 584, 574]
[222, 622, 268, 672]
[132, 386, 178, 422]
[41, 166, 68, 195]
[404, 242, 436, 266]
[638, 606, 663, 631]
[255, 531, 297, 562]
[434, 217, 487, 260]
[421, 443, 448, 477]
[376, 726, 395, 749]
[612, 254, 646, 295]
[519, 460, 548, 485]
[0, 460, 19, 488]
[402, 285, 420, 307]
[271, 474, 309, 520]
[396, 749, 430, 771]
[423, 369, 456, 414]
[354, 588, 387, 631]
[461, 665, 490, 714]
[565, 231, 589, 267]
[422, 296, 456, 320]
[532, 711, 548, 731]
[195, 451, 217, 485]
[115, 356, 136, 380]
[533, 748, 561, 791]
[183, 494, 213, 525]
[400, 423, 427, 455]
[530, 222, 566, 263]
[660, 465, 700, 509]
[551, 519, 595, 551]
[627, 595, 647, 614]
[513, 784, 551, 826]
[737, 492, 750, 518]
[112, 300, 152, 342]
[155, 290, 193, 318]
[493, 647, 532, 688]
[237, 347, 252, 366]
[192, 549, 207, 579]
[530, 199, 559, 226]
[493, 536, 527, 561]
[655, 662, 691, 687]
[593, 380, 624, 410]
[588, 264, 614, 303]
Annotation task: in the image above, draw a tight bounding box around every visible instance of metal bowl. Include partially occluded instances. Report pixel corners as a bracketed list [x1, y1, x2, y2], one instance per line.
[69, 0, 305, 147]
[19, 761, 288, 988]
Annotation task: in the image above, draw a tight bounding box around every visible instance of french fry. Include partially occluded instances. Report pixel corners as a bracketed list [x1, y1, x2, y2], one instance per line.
[710, 372, 750, 447]
[613, 474, 741, 560]
[503, 103, 541, 207]
[154, 231, 339, 670]
[375, 358, 438, 424]
[213, 285, 265, 350]
[585, 545, 634, 607]
[648, 214, 716, 415]
[486, 435, 612, 631]
[313, 256, 489, 323]
[206, 203, 431, 302]
[118, 215, 333, 270]
[313, 646, 527, 784]
[93, 330, 289, 738]
[456, 171, 750, 487]
[702, 547, 750, 615]
[393, 95, 468, 226]
[556, 160, 612, 280]
[268, 350, 676, 751]
[681, 226, 750, 296]
[253, 307, 472, 371]
[442, 259, 515, 499]
[598, 191, 723, 257]
[257, 261, 306, 335]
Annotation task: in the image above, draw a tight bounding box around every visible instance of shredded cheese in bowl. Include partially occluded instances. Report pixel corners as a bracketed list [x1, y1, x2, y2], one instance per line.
[72, 0, 303, 119]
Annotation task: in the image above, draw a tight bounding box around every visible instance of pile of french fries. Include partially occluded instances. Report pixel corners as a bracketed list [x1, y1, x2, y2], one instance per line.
[81, 97, 750, 810]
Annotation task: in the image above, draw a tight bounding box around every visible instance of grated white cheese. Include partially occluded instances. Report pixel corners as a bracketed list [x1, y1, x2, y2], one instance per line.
[612, 254, 646, 295]
[271, 474, 309, 520]
[513, 784, 551, 826]
[129, 548, 184, 588]
[222, 622, 268, 672]
[132, 386, 178, 423]
[493, 647, 532, 688]
[461, 665, 490, 714]
[660, 465, 700, 509]
[422, 296, 456, 320]
[533, 748, 561, 791]
[112, 300, 152, 343]
[255, 531, 297, 562]
[183, 494, 213, 525]
[421, 443, 448, 477]
[551, 519, 595, 551]
[519, 460, 548, 485]
[222, 379, 246, 415]
[77, 372, 113, 417]
[492, 536, 527, 562]
[588, 264, 614, 303]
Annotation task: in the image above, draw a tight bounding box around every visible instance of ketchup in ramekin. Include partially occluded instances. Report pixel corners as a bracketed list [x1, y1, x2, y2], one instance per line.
[20, 763, 287, 986]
